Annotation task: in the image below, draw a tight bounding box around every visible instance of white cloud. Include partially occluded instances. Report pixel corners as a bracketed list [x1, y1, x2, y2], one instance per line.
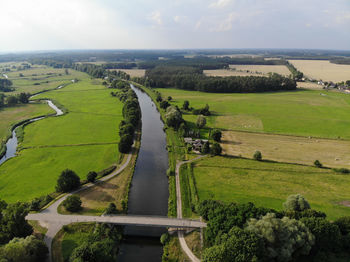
[212, 12, 239, 31]
[209, 0, 234, 8]
[149, 10, 163, 25]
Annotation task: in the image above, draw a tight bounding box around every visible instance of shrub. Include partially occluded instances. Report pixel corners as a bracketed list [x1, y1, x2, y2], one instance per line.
[87, 171, 97, 183]
[160, 100, 170, 109]
[211, 129, 222, 142]
[160, 233, 170, 245]
[283, 194, 311, 212]
[201, 142, 210, 154]
[210, 143, 222, 155]
[196, 115, 206, 129]
[314, 160, 323, 168]
[332, 168, 350, 174]
[253, 151, 262, 161]
[182, 100, 189, 110]
[63, 195, 82, 212]
[167, 96, 172, 101]
[55, 169, 80, 193]
[105, 203, 118, 215]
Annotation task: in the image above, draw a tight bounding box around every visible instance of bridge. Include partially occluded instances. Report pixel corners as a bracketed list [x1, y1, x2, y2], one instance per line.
[26, 213, 207, 229]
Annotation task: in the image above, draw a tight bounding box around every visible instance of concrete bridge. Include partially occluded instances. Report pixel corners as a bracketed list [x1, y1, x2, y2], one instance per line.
[26, 213, 206, 229]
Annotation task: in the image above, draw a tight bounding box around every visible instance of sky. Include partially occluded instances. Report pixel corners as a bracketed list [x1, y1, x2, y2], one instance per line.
[0, 0, 349, 51]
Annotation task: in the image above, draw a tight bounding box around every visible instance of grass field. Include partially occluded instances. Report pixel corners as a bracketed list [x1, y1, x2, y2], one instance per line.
[191, 156, 350, 220]
[221, 130, 350, 168]
[289, 60, 350, 82]
[0, 77, 124, 203]
[2, 65, 87, 95]
[155, 88, 350, 140]
[0, 102, 54, 145]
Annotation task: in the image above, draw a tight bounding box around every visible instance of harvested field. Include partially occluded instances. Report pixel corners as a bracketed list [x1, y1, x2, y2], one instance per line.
[228, 65, 291, 76]
[221, 130, 350, 168]
[297, 81, 323, 89]
[109, 69, 145, 78]
[289, 60, 350, 82]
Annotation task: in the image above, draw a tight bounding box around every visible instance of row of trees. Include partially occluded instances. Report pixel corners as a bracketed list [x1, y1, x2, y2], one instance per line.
[200, 195, 350, 262]
[146, 66, 297, 93]
[286, 61, 304, 80]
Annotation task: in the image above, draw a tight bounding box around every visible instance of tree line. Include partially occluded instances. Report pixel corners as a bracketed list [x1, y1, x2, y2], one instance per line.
[197, 195, 350, 262]
[145, 66, 297, 93]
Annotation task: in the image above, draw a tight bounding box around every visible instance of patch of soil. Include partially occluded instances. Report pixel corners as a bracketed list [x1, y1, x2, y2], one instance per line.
[338, 201, 350, 207]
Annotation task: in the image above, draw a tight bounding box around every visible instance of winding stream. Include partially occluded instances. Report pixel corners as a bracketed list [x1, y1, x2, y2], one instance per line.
[117, 85, 169, 261]
[0, 99, 63, 166]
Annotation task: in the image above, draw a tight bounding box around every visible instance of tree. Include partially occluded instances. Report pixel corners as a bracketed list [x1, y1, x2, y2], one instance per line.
[165, 106, 183, 130]
[0, 201, 33, 245]
[196, 115, 206, 128]
[283, 194, 310, 212]
[119, 123, 135, 137]
[55, 169, 81, 192]
[334, 216, 350, 235]
[0, 94, 4, 108]
[18, 93, 29, 104]
[87, 171, 97, 183]
[105, 203, 118, 215]
[247, 213, 315, 262]
[201, 142, 210, 154]
[182, 100, 189, 110]
[167, 96, 172, 101]
[203, 227, 265, 262]
[314, 160, 323, 168]
[69, 239, 116, 262]
[0, 235, 48, 262]
[6, 96, 18, 106]
[210, 143, 222, 155]
[118, 134, 133, 153]
[301, 217, 341, 254]
[63, 195, 82, 212]
[253, 151, 262, 161]
[211, 129, 222, 142]
[160, 100, 170, 109]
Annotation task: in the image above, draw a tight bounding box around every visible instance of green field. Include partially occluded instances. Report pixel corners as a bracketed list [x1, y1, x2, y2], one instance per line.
[0, 77, 124, 203]
[156, 88, 350, 140]
[191, 156, 350, 220]
[2, 65, 87, 95]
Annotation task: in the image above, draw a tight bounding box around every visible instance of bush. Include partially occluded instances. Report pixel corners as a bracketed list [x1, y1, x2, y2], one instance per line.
[201, 142, 210, 154]
[63, 195, 82, 212]
[314, 160, 323, 168]
[211, 129, 222, 142]
[283, 194, 311, 212]
[196, 115, 206, 128]
[87, 171, 97, 183]
[332, 168, 350, 174]
[182, 100, 189, 110]
[160, 100, 170, 109]
[118, 134, 133, 153]
[105, 203, 118, 215]
[55, 169, 80, 193]
[253, 151, 262, 161]
[210, 142, 222, 155]
[160, 233, 170, 245]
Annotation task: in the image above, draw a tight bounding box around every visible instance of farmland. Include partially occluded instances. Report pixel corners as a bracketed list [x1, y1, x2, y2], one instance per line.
[118, 69, 145, 77]
[289, 60, 350, 82]
[0, 76, 124, 203]
[229, 64, 290, 75]
[191, 156, 350, 220]
[156, 87, 350, 140]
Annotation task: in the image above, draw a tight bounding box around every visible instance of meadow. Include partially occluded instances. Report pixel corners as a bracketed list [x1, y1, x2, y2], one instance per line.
[156, 87, 350, 140]
[0, 76, 124, 203]
[191, 156, 350, 220]
[289, 60, 350, 82]
[3, 65, 87, 94]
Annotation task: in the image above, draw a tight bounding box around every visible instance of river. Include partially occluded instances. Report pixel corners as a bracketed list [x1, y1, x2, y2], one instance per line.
[0, 99, 63, 166]
[117, 85, 169, 261]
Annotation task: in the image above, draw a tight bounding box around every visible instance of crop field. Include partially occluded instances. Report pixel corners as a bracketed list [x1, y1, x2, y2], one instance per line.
[0, 77, 124, 203]
[289, 60, 350, 82]
[0, 102, 54, 144]
[192, 156, 350, 220]
[109, 69, 146, 78]
[2, 66, 87, 94]
[229, 64, 290, 75]
[156, 88, 350, 140]
[297, 81, 322, 89]
[221, 131, 350, 168]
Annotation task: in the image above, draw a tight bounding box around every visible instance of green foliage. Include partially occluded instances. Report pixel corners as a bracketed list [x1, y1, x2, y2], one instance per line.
[56, 169, 81, 193]
[283, 209, 326, 220]
[167, 96, 172, 101]
[0, 201, 33, 245]
[247, 213, 315, 262]
[165, 106, 183, 130]
[182, 100, 190, 110]
[0, 235, 48, 262]
[210, 142, 222, 155]
[193, 104, 211, 116]
[283, 194, 311, 212]
[119, 123, 135, 137]
[201, 142, 210, 154]
[301, 217, 342, 255]
[87, 171, 97, 183]
[160, 100, 170, 109]
[196, 115, 206, 128]
[203, 227, 265, 262]
[29, 194, 53, 211]
[160, 233, 170, 245]
[253, 150, 262, 161]
[334, 216, 350, 235]
[104, 203, 118, 215]
[63, 195, 82, 212]
[211, 129, 222, 142]
[314, 160, 323, 168]
[118, 134, 133, 153]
